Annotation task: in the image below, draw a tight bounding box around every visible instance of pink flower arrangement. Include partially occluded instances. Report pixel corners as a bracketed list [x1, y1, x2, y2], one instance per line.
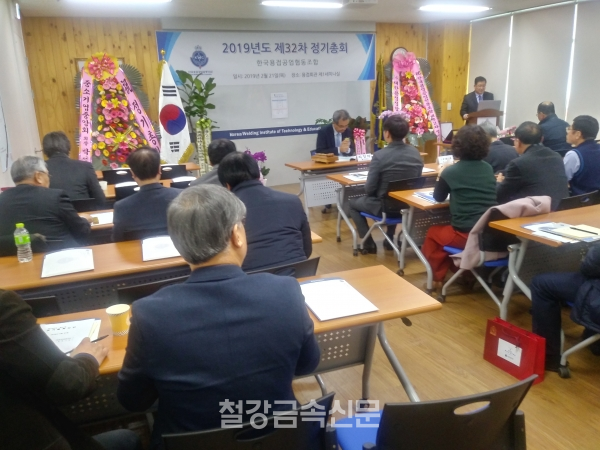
[392, 51, 418, 74]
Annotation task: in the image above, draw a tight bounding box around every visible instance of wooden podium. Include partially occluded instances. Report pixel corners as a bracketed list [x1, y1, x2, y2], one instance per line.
[466, 109, 504, 126]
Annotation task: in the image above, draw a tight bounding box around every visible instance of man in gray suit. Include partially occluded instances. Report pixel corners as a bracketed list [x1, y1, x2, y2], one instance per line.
[348, 115, 423, 253]
[190, 139, 237, 186]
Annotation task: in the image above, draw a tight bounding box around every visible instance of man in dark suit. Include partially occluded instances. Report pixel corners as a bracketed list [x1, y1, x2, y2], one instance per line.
[348, 114, 423, 253]
[496, 122, 569, 210]
[43, 131, 106, 209]
[218, 152, 312, 272]
[537, 102, 570, 151]
[315, 109, 355, 156]
[0, 156, 92, 255]
[460, 76, 494, 121]
[190, 138, 237, 186]
[112, 147, 181, 241]
[117, 185, 320, 449]
[480, 121, 519, 173]
[0, 289, 142, 450]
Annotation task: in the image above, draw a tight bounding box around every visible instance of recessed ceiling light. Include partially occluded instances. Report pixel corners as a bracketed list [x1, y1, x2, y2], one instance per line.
[262, 1, 343, 9]
[419, 4, 490, 13]
[65, 0, 172, 3]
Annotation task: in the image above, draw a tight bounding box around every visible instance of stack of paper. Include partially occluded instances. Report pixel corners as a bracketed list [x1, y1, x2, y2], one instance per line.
[142, 236, 181, 261]
[40, 318, 101, 353]
[336, 156, 356, 162]
[422, 167, 436, 173]
[300, 278, 378, 321]
[41, 248, 95, 278]
[344, 171, 369, 182]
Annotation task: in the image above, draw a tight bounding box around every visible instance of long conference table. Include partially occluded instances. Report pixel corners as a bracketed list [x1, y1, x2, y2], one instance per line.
[37, 265, 442, 424]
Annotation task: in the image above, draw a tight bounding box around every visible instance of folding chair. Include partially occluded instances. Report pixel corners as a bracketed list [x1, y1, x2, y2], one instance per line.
[163, 392, 336, 450]
[335, 375, 535, 450]
[161, 164, 188, 180]
[357, 177, 426, 273]
[439, 209, 519, 308]
[556, 190, 600, 211]
[114, 181, 139, 201]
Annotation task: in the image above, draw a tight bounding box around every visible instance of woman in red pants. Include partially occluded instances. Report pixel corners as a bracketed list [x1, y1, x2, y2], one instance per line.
[422, 125, 497, 289]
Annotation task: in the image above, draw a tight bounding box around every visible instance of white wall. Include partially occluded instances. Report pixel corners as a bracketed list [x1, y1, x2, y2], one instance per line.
[162, 18, 375, 186]
[0, 0, 40, 188]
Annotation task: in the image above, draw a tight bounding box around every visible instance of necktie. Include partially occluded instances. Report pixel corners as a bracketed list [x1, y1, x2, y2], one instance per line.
[335, 131, 341, 148]
[477, 94, 482, 103]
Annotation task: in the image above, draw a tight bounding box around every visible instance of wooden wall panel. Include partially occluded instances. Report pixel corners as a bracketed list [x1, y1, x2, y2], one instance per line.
[427, 21, 470, 129]
[21, 17, 161, 158]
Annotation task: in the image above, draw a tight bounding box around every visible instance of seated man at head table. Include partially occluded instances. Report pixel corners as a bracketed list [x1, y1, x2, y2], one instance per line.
[347, 113, 423, 253]
[43, 131, 106, 209]
[479, 121, 518, 174]
[0, 289, 142, 450]
[218, 151, 312, 274]
[536, 101, 570, 152]
[460, 76, 494, 121]
[563, 115, 600, 196]
[496, 121, 569, 211]
[531, 245, 600, 372]
[190, 138, 237, 186]
[112, 146, 181, 242]
[117, 185, 320, 449]
[0, 156, 92, 256]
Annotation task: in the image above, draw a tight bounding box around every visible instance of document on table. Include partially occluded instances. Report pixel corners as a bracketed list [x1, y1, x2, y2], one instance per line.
[422, 167, 436, 173]
[142, 236, 181, 261]
[41, 248, 95, 278]
[40, 318, 101, 353]
[344, 171, 369, 182]
[413, 191, 449, 203]
[300, 277, 378, 321]
[522, 222, 577, 244]
[336, 156, 356, 162]
[90, 211, 113, 226]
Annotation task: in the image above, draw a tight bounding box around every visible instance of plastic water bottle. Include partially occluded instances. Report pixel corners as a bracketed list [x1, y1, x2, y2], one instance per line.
[14, 223, 32, 263]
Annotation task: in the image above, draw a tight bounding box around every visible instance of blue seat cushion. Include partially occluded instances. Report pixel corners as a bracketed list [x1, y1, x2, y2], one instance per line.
[335, 413, 381, 450]
[443, 246, 463, 255]
[360, 212, 403, 225]
[483, 257, 508, 267]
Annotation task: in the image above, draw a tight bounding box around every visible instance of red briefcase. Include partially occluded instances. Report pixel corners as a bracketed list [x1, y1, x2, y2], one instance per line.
[483, 317, 545, 385]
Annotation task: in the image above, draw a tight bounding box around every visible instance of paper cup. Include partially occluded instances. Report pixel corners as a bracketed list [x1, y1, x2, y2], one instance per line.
[106, 304, 130, 336]
[99, 181, 108, 191]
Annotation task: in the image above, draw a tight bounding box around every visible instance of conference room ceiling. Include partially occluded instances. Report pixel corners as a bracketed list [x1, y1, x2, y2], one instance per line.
[20, 0, 570, 23]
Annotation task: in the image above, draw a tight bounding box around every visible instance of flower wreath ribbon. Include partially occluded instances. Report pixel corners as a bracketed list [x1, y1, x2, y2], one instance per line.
[353, 128, 366, 155]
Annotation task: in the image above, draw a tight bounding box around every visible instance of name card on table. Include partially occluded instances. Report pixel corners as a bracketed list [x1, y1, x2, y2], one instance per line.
[356, 153, 372, 162]
[437, 155, 454, 166]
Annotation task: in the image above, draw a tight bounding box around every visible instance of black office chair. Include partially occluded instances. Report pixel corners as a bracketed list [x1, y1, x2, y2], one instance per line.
[336, 375, 536, 450]
[161, 164, 188, 180]
[71, 198, 98, 213]
[117, 275, 190, 304]
[246, 257, 320, 278]
[114, 182, 139, 201]
[100, 168, 134, 185]
[556, 190, 600, 211]
[163, 392, 336, 450]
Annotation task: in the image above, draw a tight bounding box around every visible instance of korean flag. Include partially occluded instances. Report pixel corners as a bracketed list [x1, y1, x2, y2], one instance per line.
[158, 61, 192, 164]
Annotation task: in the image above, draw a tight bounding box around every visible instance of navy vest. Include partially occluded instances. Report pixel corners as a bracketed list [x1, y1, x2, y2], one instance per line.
[571, 140, 600, 195]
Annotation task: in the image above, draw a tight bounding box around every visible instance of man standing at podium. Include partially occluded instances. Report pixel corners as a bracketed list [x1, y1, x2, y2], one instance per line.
[461, 76, 494, 121]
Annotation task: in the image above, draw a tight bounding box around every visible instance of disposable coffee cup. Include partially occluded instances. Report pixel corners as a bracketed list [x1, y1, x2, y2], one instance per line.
[106, 304, 130, 336]
[99, 181, 108, 191]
